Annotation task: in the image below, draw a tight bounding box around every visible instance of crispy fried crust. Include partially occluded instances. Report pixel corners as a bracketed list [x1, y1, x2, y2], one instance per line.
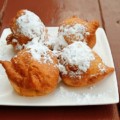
[6, 9, 31, 52]
[0, 49, 59, 96]
[10, 81, 56, 96]
[6, 10, 31, 47]
[61, 52, 114, 87]
[59, 16, 99, 48]
[10, 10, 25, 34]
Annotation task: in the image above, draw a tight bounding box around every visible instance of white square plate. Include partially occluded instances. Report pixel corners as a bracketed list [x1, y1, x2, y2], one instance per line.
[0, 28, 119, 106]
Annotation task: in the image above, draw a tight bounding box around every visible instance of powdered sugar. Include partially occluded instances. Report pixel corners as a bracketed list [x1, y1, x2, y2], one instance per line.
[12, 37, 42, 51]
[26, 43, 53, 64]
[43, 34, 68, 51]
[58, 64, 67, 75]
[60, 42, 95, 74]
[56, 86, 110, 104]
[59, 23, 89, 42]
[25, 37, 41, 47]
[12, 39, 17, 43]
[53, 36, 68, 50]
[16, 10, 46, 39]
[12, 39, 23, 51]
[68, 70, 83, 78]
[98, 63, 106, 73]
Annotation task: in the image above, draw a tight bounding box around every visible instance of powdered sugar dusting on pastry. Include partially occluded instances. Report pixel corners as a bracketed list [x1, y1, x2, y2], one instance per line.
[25, 37, 41, 47]
[58, 64, 67, 74]
[27, 43, 53, 64]
[59, 23, 89, 42]
[60, 42, 95, 74]
[12, 39, 23, 51]
[98, 63, 106, 73]
[69, 70, 82, 78]
[43, 34, 56, 49]
[43, 33, 68, 51]
[53, 36, 68, 50]
[16, 10, 46, 39]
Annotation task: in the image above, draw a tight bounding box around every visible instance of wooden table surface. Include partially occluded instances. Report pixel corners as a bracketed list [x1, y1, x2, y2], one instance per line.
[0, 0, 120, 120]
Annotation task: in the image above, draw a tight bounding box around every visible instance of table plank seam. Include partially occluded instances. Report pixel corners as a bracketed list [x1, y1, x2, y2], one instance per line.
[98, 0, 105, 30]
[0, 0, 8, 32]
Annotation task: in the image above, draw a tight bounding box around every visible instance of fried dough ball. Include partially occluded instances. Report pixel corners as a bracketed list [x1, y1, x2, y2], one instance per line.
[6, 9, 47, 52]
[0, 44, 59, 96]
[59, 42, 114, 87]
[58, 16, 99, 48]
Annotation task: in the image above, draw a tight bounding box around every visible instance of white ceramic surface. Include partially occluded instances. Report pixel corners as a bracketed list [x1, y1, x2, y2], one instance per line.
[0, 28, 119, 106]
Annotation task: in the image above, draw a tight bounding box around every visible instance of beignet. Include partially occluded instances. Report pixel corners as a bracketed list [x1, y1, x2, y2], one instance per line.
[58, 16, 99, 48]
[6, 9, 47, 52]
[59, 42, 114, 87]
[0, 44, 59, 96]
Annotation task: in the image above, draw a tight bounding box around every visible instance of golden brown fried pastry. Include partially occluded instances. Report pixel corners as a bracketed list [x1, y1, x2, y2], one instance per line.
[6, 9, 47, 52]
[59, 42, 114, 87]
[0, 44, 59, 96]
[58, 16, 99, 48]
